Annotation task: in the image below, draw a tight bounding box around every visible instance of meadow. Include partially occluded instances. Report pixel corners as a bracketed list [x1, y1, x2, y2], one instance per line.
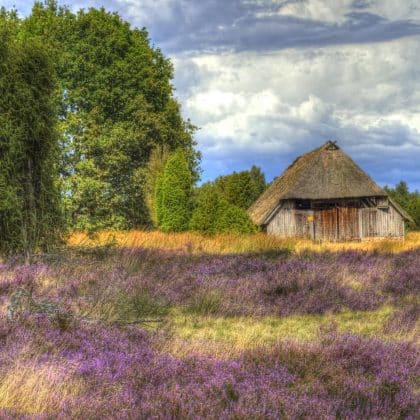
[0, 231, 419, 418]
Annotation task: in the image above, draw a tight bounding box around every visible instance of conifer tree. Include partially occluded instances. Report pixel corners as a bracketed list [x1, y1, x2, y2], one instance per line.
[156, 150, 193, 232]
[0, 33, 63, 257]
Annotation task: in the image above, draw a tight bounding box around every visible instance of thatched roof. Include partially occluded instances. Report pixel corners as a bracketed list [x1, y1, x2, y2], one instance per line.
[249, 141, 412, 225]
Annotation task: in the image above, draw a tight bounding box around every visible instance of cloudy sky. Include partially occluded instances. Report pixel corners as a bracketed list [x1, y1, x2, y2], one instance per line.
[3, 0, 420, 189]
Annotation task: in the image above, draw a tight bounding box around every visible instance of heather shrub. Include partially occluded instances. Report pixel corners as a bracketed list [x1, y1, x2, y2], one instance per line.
[0, 312, 418, 419]
[0, 245, 418, 418]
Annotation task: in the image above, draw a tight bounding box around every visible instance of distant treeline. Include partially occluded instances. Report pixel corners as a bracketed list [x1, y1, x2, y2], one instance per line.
[385, 181, 420, 230]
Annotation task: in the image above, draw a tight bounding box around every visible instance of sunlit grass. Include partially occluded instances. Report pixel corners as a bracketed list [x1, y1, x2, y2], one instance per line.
[68, 230, 420, 255]
[161, 305, 404, 358]
[0, 360, 83, 415]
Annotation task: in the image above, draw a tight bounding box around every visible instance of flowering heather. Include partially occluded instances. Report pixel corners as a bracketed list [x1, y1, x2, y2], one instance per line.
[0, 245, 418, 418]
[0, 313, 418, 418]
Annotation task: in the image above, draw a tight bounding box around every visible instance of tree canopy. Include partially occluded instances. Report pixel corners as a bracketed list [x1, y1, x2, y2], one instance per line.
[2, 1, 199, 231]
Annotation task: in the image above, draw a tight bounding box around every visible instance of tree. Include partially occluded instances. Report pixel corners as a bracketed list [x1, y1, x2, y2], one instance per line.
[213, 166, 266, 209]
[385, 181, 410, 209]
[0, 32, 63, 257]
[189, 184, 220, 234]
[213, 200, 257, 234]
[19, 2, 200, 230]
[190, 184, 257, 235]
[156, 150, 194, 232]
[408, 195, 420, 228]
[385, 181, 420, 230]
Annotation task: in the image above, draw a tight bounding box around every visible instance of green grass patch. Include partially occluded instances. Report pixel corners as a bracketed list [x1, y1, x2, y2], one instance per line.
[168, 306, 396, 349]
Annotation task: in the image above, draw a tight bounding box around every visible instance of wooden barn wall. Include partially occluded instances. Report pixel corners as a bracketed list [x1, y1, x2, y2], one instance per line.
[266, 201, 296, 237]
[266, 199, 405, 241]
[360, 203, 404, 239]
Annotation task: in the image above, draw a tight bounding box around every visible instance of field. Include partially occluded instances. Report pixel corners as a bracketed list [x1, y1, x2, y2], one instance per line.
[0, 232, 419, 418]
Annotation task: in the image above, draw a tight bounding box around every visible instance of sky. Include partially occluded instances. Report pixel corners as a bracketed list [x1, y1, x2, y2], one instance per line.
[2, 1, 420, 190]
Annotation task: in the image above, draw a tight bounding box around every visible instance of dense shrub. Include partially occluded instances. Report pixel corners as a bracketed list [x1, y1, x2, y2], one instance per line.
[213, 200, 257, 234]
[190, 185, 256, 234]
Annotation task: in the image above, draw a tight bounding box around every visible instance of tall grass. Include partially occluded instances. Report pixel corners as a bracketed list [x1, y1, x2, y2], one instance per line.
[68, 230, 420, 254]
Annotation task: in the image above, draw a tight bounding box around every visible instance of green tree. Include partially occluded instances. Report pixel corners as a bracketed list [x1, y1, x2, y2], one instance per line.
[18, 2, 199, 230]
[156, 150, 194, 232]
[214, 200, 256, 234]
[189, 184, 220, 234]
[0, 32, 63, 257]
[408, 195, 420, 228]
[190, 184, 257, 235]
[213, 166, 266, 209]
[385, 181, 411, 209]
[385, 181, 420, 230]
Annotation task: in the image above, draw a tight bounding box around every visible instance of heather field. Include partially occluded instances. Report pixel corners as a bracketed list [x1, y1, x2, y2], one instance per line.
[0, 232, 419, 418]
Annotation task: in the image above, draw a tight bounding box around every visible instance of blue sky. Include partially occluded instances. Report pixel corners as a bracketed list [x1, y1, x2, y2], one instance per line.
[3, 0, 420, 190]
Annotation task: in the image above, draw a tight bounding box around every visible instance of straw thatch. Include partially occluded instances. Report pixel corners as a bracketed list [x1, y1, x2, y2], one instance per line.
[249, 141, 412, 225]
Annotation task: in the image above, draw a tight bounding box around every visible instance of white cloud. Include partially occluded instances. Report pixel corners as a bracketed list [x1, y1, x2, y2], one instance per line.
[174, 36, 420, 186]
[277, 0, 354, 24]
[366, 0, 420, 22]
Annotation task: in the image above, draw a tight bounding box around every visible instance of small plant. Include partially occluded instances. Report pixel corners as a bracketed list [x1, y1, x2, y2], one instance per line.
[188, 291, 223, 315]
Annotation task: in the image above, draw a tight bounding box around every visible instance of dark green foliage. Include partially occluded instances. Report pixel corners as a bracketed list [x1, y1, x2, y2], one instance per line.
[385, 181, 420, 229]
[190, 185, 257, 234]
[144, 145, 170, 227]
[0, 31, 63, 256]
[213, 200, 257, 234]
[189, 184, 220, 234]
[212, 166, 266, 209]
[12, 2, 199, 231]
[156, 150, 194, 232]
[189, 166, 263, 234]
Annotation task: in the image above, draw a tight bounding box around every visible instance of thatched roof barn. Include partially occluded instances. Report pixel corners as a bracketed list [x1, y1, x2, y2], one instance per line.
[249, 141, 413, 241]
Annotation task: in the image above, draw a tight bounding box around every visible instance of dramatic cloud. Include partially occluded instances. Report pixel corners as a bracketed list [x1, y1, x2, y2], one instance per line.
[3, 0, 420, 189]
[109, 0, 420, 54]
[173, 35, 420, 187]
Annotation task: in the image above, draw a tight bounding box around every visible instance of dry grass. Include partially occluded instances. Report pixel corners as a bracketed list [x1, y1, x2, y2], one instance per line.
[161, 305, 402, 358]
[0, 360, 83, 415]
[68, 230, 420, 255]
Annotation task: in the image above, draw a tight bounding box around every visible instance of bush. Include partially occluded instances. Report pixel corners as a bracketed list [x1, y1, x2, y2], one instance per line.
[189, 184, 220, 234]
[214, 200, 257, 234]
[190, 185, 256, 234]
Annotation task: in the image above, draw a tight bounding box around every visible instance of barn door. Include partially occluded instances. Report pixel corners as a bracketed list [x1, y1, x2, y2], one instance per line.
[361, 208, 377, 238]
[314, 208, 338, 241]
[337, 207, 360, 241]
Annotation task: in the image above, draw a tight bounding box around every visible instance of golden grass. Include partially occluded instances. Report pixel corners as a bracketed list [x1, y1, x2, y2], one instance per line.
[68, 230, 420, 255]
[0, 360, 83, 415]
[159, 305, 406, 359]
